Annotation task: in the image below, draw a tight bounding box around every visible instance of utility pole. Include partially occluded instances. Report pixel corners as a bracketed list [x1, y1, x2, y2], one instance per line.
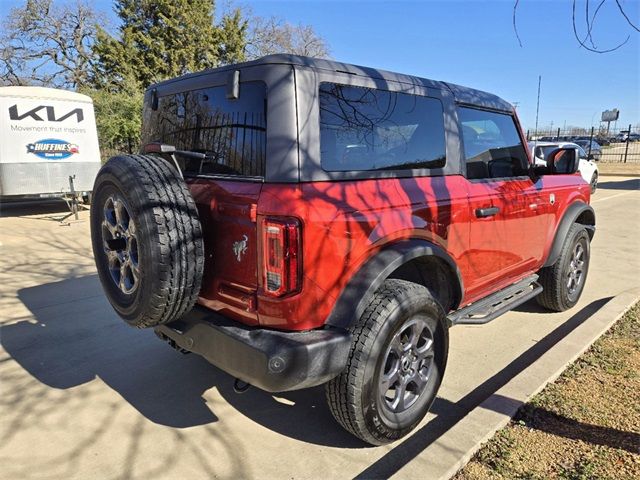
[534, 76, 541, 140]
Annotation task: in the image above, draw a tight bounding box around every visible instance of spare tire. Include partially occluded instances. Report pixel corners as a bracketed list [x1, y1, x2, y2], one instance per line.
[90, 154, 204, 328]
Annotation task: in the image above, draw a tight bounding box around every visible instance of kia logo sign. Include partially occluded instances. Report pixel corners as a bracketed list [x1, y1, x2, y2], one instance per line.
[9, 104, 84, 123]
[26, 139, 80, 159]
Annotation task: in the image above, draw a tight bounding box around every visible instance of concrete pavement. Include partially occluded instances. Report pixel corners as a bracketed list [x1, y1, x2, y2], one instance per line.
[1, 176, 639, 480]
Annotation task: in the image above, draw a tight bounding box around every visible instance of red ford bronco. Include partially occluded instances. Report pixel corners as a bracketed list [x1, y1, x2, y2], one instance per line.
[91, 55, 595, 445]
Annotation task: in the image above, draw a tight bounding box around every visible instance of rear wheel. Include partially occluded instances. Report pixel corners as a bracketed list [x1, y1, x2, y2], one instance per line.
[536, 223, 590, 312]
[326, 279, 448, 445]
[90, 154, 204, 328]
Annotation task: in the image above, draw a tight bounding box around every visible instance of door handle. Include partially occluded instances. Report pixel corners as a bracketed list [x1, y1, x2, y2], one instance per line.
[475, 206, 500, 218]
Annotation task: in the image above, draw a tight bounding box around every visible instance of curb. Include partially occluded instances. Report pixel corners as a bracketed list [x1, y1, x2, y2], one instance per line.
[436, 289, 640, 480]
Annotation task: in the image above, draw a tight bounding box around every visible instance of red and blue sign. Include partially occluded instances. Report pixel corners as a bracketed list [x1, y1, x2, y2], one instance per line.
[26, 138, 79, 159]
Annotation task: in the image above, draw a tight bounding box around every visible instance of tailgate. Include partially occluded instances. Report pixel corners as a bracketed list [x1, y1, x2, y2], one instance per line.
[188, 178, 262, 324]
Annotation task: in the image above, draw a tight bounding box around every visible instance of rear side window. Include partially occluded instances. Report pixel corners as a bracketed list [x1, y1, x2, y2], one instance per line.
[458, 107, 528, 180]
[142, 81, 266, 177]
[319, 83, 446, 172]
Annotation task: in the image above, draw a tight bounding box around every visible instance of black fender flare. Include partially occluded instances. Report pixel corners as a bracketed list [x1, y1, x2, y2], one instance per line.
[326, 239, 464, 330]
[543, 201, 595, 268]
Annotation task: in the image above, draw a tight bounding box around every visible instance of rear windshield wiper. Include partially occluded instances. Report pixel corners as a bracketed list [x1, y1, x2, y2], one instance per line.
[143, 142, 206, 160]
[143, 143, 208, 178]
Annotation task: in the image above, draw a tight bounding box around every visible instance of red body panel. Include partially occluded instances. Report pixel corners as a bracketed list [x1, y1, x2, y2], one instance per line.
[188, 178, 262, 325]
[187, 172, 589, 332]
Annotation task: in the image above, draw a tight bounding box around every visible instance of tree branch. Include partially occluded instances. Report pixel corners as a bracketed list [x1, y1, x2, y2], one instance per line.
[572, 0, 630, 53]
[615, 0, 640, 32]
[513, 0, 523, 47]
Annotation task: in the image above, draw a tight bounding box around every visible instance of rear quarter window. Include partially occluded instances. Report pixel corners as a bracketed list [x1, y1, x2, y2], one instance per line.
[319, 83, 446, 172]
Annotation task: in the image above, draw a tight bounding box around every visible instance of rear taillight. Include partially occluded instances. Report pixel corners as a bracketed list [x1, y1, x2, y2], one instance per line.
[262, 217, 301, 297]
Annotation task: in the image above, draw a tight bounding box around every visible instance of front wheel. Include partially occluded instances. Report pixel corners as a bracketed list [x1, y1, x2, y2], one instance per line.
[536, 223, 590, 312]
[326, 279, 448, 445]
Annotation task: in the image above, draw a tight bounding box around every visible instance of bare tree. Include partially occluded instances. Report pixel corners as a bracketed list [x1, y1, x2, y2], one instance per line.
[0, 0, 101, 88]
[245, 16, 331, 59]
[513, 0, 638, 53]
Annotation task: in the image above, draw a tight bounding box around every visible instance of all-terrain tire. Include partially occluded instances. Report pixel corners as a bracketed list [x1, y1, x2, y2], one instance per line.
[536, 223, 590, 312]
[325, 279, 448, 445]
[90, 154, 204, 328]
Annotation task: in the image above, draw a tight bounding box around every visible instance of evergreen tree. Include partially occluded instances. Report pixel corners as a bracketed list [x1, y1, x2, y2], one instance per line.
[93, 0, 247, 89]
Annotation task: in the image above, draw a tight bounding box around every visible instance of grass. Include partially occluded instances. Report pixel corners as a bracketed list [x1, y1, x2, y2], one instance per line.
[455, 302, 640, 480]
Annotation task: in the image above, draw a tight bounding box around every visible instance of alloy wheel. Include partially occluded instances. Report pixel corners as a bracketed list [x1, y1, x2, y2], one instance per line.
[379, 315, 435, 414]
[101, 194, 140, 295]
[566, 242, 585, 295]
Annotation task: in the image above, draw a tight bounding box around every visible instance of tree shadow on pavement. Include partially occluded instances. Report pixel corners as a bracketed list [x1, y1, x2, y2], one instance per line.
[2, 275, 364, 448]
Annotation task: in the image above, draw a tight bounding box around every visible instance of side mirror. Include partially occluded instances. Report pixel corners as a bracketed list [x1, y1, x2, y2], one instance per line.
[547, 147, 579, 175]
[587, 153, 596, 161]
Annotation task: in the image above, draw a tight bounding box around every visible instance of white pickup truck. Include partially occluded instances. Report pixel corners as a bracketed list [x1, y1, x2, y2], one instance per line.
[529, 141, 599, 193]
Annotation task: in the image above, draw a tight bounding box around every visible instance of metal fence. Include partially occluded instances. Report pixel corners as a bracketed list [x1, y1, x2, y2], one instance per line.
[526, 125, 640, 163]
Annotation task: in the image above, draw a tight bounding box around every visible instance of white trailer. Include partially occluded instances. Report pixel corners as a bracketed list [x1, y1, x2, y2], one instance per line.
[0, 86, 101, 198]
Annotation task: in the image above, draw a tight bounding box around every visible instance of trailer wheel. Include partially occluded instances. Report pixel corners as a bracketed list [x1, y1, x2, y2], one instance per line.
[90, 154, 204, 328]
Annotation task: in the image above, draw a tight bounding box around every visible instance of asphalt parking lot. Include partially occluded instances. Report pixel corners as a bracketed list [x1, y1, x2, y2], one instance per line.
[1, 176, 639, 480]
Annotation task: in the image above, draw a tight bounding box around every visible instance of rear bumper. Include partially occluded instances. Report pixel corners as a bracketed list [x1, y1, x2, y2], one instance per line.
[154, 306, 351, 392]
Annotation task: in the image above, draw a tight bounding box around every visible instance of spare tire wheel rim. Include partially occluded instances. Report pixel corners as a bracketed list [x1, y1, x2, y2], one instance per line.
[378, 315, 435, 414]
[102, 193, 139, 295]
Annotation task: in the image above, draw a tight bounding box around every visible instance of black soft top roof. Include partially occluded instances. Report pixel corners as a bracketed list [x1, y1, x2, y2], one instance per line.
[149, 54, 513, 113]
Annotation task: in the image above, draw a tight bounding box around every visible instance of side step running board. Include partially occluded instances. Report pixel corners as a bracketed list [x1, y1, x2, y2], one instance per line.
[448, 274, 542, 326]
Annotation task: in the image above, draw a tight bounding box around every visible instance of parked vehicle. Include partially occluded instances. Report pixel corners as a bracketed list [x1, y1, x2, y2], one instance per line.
[573, 139, 602, 161]
[529, 141, 599, 193]
[0, 86, 101, 200]
[91, 55, 595, 445]
[612, 132, 639, 143]
[628, 133, 640, 142]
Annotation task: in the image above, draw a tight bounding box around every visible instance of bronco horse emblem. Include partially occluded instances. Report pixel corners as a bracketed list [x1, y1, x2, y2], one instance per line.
[232, 235, 248, 262]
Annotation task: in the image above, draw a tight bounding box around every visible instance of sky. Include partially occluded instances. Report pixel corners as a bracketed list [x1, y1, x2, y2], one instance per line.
[2, 0, 637, 131]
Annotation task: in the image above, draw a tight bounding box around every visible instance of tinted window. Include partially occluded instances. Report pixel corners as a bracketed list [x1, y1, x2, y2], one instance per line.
[319, 83, 446, 172]
[142, 82, 266, 177]
[459, 107, 528, 179]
